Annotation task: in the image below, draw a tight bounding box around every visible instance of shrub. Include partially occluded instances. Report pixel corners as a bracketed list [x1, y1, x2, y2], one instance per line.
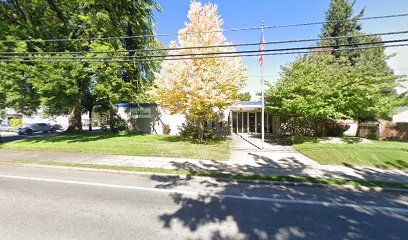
[286, 136, 320, 144]
[180, 126, 214, 140]
[110, 116, 127, 133]
[279, 117, 348, 137]
[324, 120, 349, 137]
[162, 124, 171, 135]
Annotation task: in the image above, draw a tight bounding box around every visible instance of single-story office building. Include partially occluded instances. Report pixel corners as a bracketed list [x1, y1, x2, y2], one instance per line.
[116, 101, 280, 136]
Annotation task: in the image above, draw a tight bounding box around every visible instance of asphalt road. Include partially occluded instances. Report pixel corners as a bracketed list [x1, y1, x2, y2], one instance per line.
[0, 164, 407, 240]
[0, 131, 62, 143]
[0, 129, 101, 142]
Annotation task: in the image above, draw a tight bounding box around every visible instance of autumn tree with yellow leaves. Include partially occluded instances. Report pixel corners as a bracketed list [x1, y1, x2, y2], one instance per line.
[149, 1, 246, 143]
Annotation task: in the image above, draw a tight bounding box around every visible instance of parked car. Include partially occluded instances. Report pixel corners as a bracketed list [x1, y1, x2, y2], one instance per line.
[0, 123, 12, 132]
[17, 123, 57, 135]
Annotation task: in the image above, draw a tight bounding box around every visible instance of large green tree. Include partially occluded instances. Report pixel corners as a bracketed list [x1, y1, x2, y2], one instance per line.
[266, 54, 402, 121]
[266, 0, 405, 126]
[320, 0, 364, 62]
[0, 0, 160, 131]
[321, 0, 405, 117]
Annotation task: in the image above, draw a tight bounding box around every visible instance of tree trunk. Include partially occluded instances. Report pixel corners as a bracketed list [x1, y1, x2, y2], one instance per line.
[66, 106, 82, 132]
[198, 120, 204, 144]
[88, 110, 92, 132]
[109, 107, 115, 132]
[356, 120, 361, 137]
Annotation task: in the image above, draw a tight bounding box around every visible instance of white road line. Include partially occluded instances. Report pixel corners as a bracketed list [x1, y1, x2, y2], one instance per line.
[0, 174, 199, 196]
[1, 174, 408, 214]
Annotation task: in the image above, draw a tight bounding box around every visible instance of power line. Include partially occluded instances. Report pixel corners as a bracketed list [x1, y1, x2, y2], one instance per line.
[264, 13, 408, 30]
[248, 68, 408, 78]
[247, 68, 408, 78]
[2, 38, 407, 60]
[2, 30, 408, 56]
[0, 13, 407, 43]
[1, 43, 407, 63]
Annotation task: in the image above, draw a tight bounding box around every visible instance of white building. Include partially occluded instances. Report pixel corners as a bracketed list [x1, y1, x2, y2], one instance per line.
[392, 106, 408, 123]
[116, 101, 279, 136]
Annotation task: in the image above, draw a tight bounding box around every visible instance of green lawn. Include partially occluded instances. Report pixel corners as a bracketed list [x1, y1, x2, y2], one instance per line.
[0, 132, 231, 161]
[293, 138, 408, 170]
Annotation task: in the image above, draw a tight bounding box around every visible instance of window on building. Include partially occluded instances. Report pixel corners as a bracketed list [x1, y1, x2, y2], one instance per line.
[219, 121, 223, 127]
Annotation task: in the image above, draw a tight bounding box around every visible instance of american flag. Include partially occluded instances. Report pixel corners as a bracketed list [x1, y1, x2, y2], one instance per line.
[259, 33, 264, 65]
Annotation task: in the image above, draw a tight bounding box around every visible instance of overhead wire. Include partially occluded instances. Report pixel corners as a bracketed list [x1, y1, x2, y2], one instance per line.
[263, 13, 408, 29]
[1, 30, 408, 56]
[1, 43, 407, 63]
[1, 38, 407, 60]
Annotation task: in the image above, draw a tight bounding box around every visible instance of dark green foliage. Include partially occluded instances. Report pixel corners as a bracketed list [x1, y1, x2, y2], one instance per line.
[320, 0, 365, 62]
[267, 54, 402, 121]
[180, 127, 214, 140]
[0, 0, 161, 130]
[278, 117, 348, 137]
[110, 115, 128, 133]
[324, 120, 350, 136]
[266, 0, 405, 127]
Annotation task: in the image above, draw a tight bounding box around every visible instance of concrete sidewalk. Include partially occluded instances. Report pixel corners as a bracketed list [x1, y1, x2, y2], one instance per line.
[0, 135, 407, 183]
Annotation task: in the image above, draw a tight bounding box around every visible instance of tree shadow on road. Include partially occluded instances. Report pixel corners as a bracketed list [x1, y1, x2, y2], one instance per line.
[147, 149, 408, 239]
[149, 173, 408, 240]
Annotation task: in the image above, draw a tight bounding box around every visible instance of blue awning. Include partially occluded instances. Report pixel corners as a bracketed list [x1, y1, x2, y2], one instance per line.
[230, 101, 264, 111]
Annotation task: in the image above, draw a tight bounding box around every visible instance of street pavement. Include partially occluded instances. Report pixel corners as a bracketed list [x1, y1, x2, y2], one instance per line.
[0, 131, 61, 142]
[0, 163, 407, 240]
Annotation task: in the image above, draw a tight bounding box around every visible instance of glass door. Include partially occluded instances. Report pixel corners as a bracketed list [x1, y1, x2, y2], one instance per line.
[249, 113, 255, 133]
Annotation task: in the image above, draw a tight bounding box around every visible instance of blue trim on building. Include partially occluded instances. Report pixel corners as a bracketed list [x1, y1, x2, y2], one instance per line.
[238, 101, 262, 106]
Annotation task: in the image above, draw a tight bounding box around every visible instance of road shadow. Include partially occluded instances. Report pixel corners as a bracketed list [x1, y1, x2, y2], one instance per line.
[149, 174, 408, 239]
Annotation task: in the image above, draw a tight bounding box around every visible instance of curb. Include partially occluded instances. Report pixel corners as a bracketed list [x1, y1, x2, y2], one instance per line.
[3, 161, 408, 195]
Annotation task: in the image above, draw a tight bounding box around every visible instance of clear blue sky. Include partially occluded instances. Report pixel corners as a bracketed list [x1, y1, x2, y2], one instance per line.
[154, 0, 408, 97]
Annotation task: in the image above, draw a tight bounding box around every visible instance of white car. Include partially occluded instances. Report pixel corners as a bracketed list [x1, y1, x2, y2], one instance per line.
[17, 123, 57, 135]
[0, 123, 12, 132]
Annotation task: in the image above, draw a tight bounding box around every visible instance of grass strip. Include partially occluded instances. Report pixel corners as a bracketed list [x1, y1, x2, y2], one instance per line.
[2, 159, 407, 190]
[0, 132, 231, 161]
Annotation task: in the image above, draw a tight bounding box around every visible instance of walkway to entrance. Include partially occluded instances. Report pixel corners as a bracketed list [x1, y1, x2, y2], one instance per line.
[229, 134, 323, 177]
[229, 134, 408, 183]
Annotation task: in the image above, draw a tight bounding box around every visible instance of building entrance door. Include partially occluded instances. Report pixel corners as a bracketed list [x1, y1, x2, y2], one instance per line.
[249, 113, 256, 132]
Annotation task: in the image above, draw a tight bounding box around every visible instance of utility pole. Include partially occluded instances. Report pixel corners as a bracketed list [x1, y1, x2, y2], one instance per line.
[261, 21, 265, 150]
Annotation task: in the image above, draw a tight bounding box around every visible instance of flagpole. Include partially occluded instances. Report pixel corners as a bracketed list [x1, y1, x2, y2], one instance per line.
[261, 21, 265, 150]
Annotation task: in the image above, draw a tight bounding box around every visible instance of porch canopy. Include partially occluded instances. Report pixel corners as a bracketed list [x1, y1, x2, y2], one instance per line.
[230, 101, 262, 112]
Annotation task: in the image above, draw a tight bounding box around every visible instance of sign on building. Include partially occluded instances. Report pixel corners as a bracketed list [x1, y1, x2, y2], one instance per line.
[130, 108, 151, 119]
